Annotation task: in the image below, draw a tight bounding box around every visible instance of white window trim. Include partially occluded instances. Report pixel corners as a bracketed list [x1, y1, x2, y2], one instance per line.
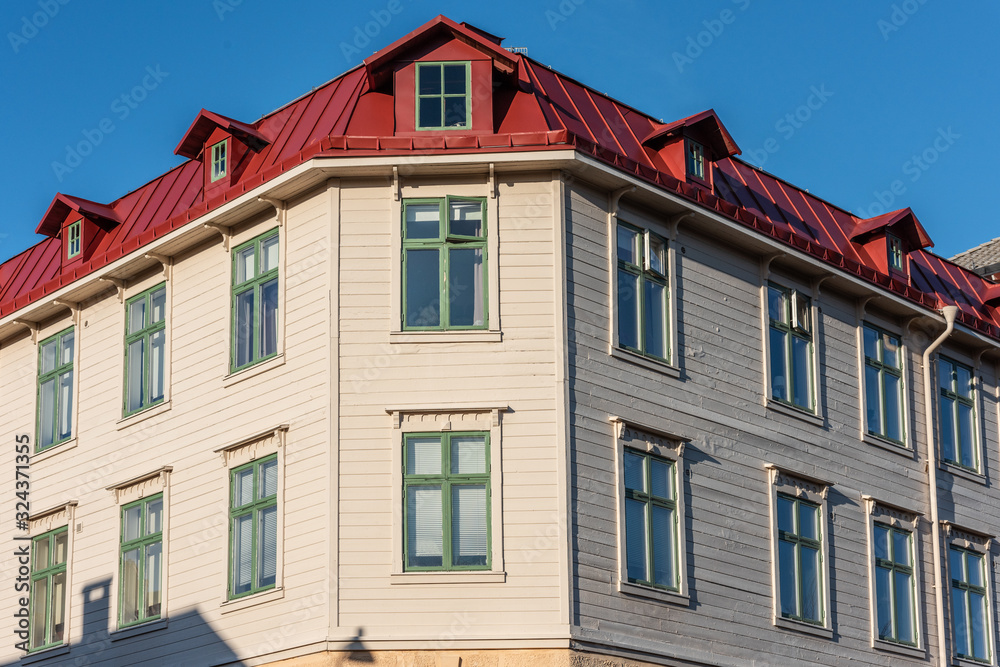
[610, 416, 688, 605]
[765, 463, 833, 638]
[29, 312, 82, 458]
[26, 501, 78, 655]
[861, 495, 926, 658]
[118, 272, 173, 421]
[389, 179, 501, 339]
[856, 308, 911, 451]
[943, 522, 997, 667]
[213, 425, 288, 607]
[935, 350, 986, 479]
[386, 404, 507, 583]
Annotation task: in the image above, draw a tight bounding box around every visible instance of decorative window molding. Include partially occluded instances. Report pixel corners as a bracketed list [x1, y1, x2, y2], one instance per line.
[106, 466, 173, 506]
[27, 502, 77, 654]
[943, 522, 996, 666]
[213, 424, 288, 468]
[765, 464, 833, 638]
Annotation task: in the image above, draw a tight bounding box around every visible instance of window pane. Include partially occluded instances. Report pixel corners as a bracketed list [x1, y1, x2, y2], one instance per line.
[121, 548, 141, 624]
[863, 326, 879, 360]
[407, 436, 442, 475]
[778, 539, 797, 616]
[618, 269, 639, 349]
[261, 235, 279, 273]
[53, 532, 67, 565]
[791, 336, 811, 408]
[234, 468, 254, 507]
[623, 452, 645, 493]
[443, 64, 466, 94]
[419, 97, 442, 128]
[30, 577, 48, 648]
[767, 286, 786, 323]
[794, 294, 810, 332]
[648, 236, 666, 274]
[875, 565, 892, 638]
[258, 505, 277, 588]
[41, 340, 57, 375]
[451, 435, 486, 475]
[443, 97, 467, 127]
[146, 499, 163, 535]
[884, 373, 902, 441]
[940, 397, 956, 462]
[127, 338, 144, 412]
[651, 504, 675, 587]
[58, 371, 72, 441]
[958, 403, 975, 469]
[971, 592, 988, 659]
[261, 278, 279, 358]
[405, 204, 440, 239]
[649, 459, 673, 500]
[145, 541, 162, 618]
[617, 226, 638, 266]
[895, 569, 914, 643]
[259, 459, 278, 498]
[643, 279, 667, 359]
[967, 552, 984, 588]
[883, 333, 900, 368]
[800, 545, 821, 622]
[939, 359, 952, 392]
[128, 298, 146, 334]
[150, 330, 165, 403]
[865, 365, 882, 433]
[60, 331, 74, 364]
[406, 485, 443, 567]
[777, 496, 795, 534]
[957, 365, 973, 398]
[236, 246, 255, 284]
[770, 328, 788, 401]
[418, 64, 441, 95]
[874, 525, 889, 561]
[405, 249, 440, 327]
[50, 571, 66, 643]
[39, 378, 55, 448]
[950, 547, 964, 581]
[952, 588, 969, 657]
[452, 484, 487, 566]
[150, 287, 166, 324]
[893, 530, 910, 567]
[798, 502, 818, 541]
[448, 247, 484, 327]
[624, 497, 648, 582]
[124, 504, 142, 542]
[449, 201, 482, 237]
[34, 537, 50, 570]
[232, 514, 253, 595]
[235, 289, 255, 367]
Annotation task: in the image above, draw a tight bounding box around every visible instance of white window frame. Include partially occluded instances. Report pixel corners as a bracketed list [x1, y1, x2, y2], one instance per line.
[765, 463, 833, 638]
[943, 522, 997, 667]
[857, 314, 910, 453]
[386, 404, 506, 584]
[610, 417, 688, 605]
[861, 495, 925, 658]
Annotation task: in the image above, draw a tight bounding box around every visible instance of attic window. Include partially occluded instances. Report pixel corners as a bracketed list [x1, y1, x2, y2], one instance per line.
[66, 220, 82, 259]
[888, 234, 904, 272]
[211, 140, 228, 182]
[686, 139, 705, 181]
[416, 62, 470, 130]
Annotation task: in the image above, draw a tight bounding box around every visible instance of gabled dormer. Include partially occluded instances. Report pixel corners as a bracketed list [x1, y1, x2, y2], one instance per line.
[363, 15, 518, 137]
[174, 109, 270, 197]
[35, 194, 120, 269]
[850, 207, 933, 282]
[641, 109, 741, 191]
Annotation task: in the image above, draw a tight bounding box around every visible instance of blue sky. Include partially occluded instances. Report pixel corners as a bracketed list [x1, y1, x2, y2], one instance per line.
[1, 0, 996, 264]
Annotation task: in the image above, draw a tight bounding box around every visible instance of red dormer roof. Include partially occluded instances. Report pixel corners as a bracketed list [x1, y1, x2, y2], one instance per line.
[641, 109, 741, 158]
[363, 14, 518, 88]
[174, 109, 271, 159]
[36, 194, 120, 238]
[850, 207, 934, 250]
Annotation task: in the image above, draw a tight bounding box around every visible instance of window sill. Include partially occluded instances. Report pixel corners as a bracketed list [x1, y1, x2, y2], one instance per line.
[30, 439, 77, 464]
[389, 330, 502, 344]
[110, 618, 167, 641]
[873, 638, 924, 659]
[863, 433, 914, 459]
[610, 346, 680, 379]
[389, 571, 506, 585]
[773, 616, 833, 639]
[220, 586, 283, 613]
[618, 580, 689, 606]
[766, 399, 824, 427]
[20, 645, 69, 664]
[223, 354, 285, 388]
[116, 401, 171, 430]
[954, 656, 993, 667]
[940, 462, 987, 486]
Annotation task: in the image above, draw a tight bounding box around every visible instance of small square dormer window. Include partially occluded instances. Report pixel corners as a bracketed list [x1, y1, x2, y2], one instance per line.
[686, 139, 706, 181]
[66, 219, 82, 259]
[416, 62, 471, 130]
[211, 140, 228, 182]
[888, 234, 904, 272]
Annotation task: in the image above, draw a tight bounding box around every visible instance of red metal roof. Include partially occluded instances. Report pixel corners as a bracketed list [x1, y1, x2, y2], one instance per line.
[4, 16, 1000, 341]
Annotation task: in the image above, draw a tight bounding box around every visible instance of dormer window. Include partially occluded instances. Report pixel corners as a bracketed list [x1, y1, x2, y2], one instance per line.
[888, 234, 904, 272]
[686, 139, 706, 181]
[416, 62, 470, 130]
[211, 140, 228, 182]
[66, 219, 82, 259]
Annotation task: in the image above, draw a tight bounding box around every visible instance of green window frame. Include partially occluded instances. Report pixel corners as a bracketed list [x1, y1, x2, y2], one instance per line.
[938, 356, 977, 471]
[623, 449, 678, 591]
[617, 223, 669, 362]
[767, 283, 814, 411]
[231, 229, 279, 372]
[950, 546, 991, 663]
[873, 523, 916, 645]
[211, 140, 227, 182]
[124, 284, 167, 417]
[402, 197, 487, 331]
[415, 61, 471, 130]
[686, 139, 706, 180]
[888, 234, 904, 272]
[863, 324, 904, 444]
[229, 455, 278, 599]
[777, 493, 824, 625]
[29, 527, 68, 652]
[403, 432, 491, 571]
[66, 220, 82, 259]
[36, 327, 74, 452]
[119, 494, 163, 628]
